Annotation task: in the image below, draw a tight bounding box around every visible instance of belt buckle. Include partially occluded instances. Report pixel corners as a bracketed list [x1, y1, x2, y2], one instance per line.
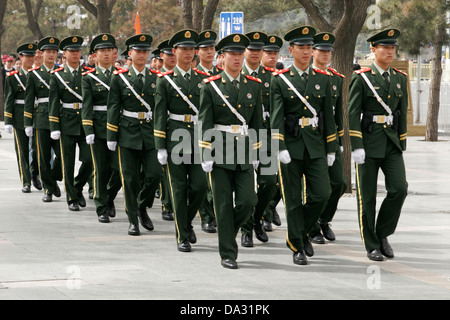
[231, 125, 240, 134]
[73, 103, 79, 110]
[377, 115, 385, 124]
[184, 115, 191, 123]
[138, 112, 145, 120]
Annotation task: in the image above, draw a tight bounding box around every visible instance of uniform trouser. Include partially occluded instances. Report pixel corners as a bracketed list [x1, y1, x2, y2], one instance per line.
[278, 150, 331, 252]
[198, 187, 215, 224]
[166, 156, 208, 244]
[90, 137, 122, 216]
[59, 133, 93, 205]
[264, 186, 281, 223]
[35, 128, 62, 195]
[309, 148, 347, 235]
[241, 161, 278, 235]
[355, 141, 408, 252]
[13, 128, 32, 187]
[118, 146, 161, 225]
[160, 166, 173, 213]
[209, 166, 257, 260]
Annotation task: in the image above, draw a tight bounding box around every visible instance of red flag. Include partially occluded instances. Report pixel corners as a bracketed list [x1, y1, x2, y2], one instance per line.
[134, 12, 141, 35]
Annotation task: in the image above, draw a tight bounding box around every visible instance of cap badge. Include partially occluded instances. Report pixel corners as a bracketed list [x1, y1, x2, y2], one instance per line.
[49, 38, 55, 44]
[185, 31, 191, 38]
[302, 27, 309, 35]
[205, 32, 210, 38]
[254, 33, 260, 40]
[140, 35, 146, 41]
[388, 29, 395, 37]
[72, 37, 78, 43]
[270, 36, 275, 43]
[28, 44, 33, 49]
[233, 35, 240, 43]
[323, 34, 329, 41]
[102, 35, 108, 41]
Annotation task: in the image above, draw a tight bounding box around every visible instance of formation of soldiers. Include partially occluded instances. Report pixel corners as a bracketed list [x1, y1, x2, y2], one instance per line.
[3, 25, 408, 269]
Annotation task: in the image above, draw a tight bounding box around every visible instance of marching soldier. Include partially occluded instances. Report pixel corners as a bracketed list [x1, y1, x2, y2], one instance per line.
[48, 35, 93, 211]
[4, 43, 42, 193]
[154, 29, 209, 252]
[347, 29, 408, 261]
[270, 26, 337, 265]
[240, 31, 278, 247]
[308, 32, 347, 243]
[198, 33, 263, 269]
[24, 37, 62, 202]
[158, 39, 177, 73]
[107, 34, 161, 235]
[82, 34, 122, 223]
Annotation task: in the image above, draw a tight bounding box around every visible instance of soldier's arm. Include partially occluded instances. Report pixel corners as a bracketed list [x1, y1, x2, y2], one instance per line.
[322, 78, 338, 154]
[24, 72, 35, 128]
[198, 81, 215, 162]
[335, 77, 345, 148]
[48, 73, 62, 133]
[81, 73, 95, 137]
[106, 73, 121, 142]
[269, 74, 287, 152]
[153, 75, 168, 150]
[249, 82, 263, 160]
[347, 74, 365, 151]
[4, 75, 16, 126]
[398, 74, 408, 151]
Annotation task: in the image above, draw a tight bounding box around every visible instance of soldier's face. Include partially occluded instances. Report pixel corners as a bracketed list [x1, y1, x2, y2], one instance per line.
[196, 46, 215, 64]
[162, 53, 176, 69]
[262, 50, 279, 68]
[20, 54, 34, 70]
[244, 48, 263, 66]
[173, 46, 195, 67]
[43, 49, 58, 65]
[129, 49, 149, 68]
[224, 51, 245, 74]
[96, 48, 113, 66]
[64, 49, 81, 65]
[312, 49, 332, 67]
[289, 44, 313, 68]
[372, 45, 396, 66]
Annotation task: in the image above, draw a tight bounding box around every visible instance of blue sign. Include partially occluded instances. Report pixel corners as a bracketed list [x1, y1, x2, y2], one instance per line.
[220, 12, 244, 39]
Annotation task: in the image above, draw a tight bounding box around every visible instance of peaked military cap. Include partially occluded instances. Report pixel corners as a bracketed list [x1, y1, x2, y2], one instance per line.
[264, 35, 283, 52]
[38, 37, 60, 51]
[217, 33, 250, 53]
[367, 28, 400, 46]
[121, 48, 130, 58]
[284, 26, 316, 45]
[198, 30, 217, 48]
[245, 31, 268, 50]
[60, 35, 83, 51]
[125, 34, 153, 50]
[313, 32, 335, 51]
[169, 29, 198, 48]
[157, 39, 173, 55]
[17, 43, 38, 56]
[90, 33, 116, 53]
[152, 48, 162, 60]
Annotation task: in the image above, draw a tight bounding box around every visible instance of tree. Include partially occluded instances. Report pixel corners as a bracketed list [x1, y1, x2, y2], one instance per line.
[296, 0, 372, 192]
[78, 0, 118, 33]
[23, 0, 44, 41]
[181, 0, 220, 31]
[0, 0, 7, 121]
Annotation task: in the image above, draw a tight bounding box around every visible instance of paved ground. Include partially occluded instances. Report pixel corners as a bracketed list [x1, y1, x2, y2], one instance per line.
[0, 122, 449, 302]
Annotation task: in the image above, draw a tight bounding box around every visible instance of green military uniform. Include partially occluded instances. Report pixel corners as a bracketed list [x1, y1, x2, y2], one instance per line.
[154, 29, 209, 252]
[81, 34, 122, 223]
[240, 32, 279, 245]
[48, 36, 93, 211]
[347, 29, 408, 260]
[198, 33, 263, 268]
[270, 26, 337, 265]
[195, 30, 221, 77]
[24, 37, 62, 201]
[4, 43, 40, 192]
[308, 32, 347, 242]
[107, 34, 161, 235]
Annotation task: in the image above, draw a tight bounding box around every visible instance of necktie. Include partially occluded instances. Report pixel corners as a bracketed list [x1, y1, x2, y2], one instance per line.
[232, 79, 239, 91]
[251, 71, 257, 77]
[137, 73, 144, 87]
[105, 69, 111, 79]
[72, 69, 77, 79]
[383, 71, 390, 88]
[184, 72, 190, 82]
[301, 72, 308, 84]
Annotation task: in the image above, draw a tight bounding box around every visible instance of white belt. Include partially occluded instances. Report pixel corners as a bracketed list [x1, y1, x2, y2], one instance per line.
[122, 109, 152, 120]
[298, 116, 318, 128]
[169, 113, 198, 123]
[37, 97, 49, 104]
[62, 102, 82, 109]
[372, 115, 393, 125]
[214, 124, 249, 136]
[14, 99, 25, 105]
[93, 105, 107, 112]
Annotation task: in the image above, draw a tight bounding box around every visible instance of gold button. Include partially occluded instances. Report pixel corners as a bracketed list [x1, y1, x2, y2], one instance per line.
[77, 112, 80, 115]
[238, 104, 241, 108]
[142, 93, 145, 96]
[187, 125, 191, 128]
[388, 95, 391, 99]
[306, 96, 309, 99]
[383, 125, 386, 128]
[75, 87, 78, 90]
[189, 95, 192, 98]
[223, 104, 226, 107]
[291, 96, 294, 99]
[304, 107, 307, 110]
[318, 95, 320, 98]
[140, 121, 143, 124]
[235, 136, 238, 140]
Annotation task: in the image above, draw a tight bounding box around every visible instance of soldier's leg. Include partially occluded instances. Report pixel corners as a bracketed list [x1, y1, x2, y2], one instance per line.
[13, 128, 32, 188]
[198, 187, 215, 225]
[106, 149, 122, 209]
[186, 163, 208, 230]
[118, 146, 140, 225]
[234, 168, 258, 235]
[36, 129, 54, 194]
[59, 134, 78, 204]
[159, 166, 174, 218]
[50, 139, 62, 183]
[90, 139, 109, 216]
[137, 148, 161, 211]
[74, 136, 93, 197]
[30, 131, 41, 186]
[263, 186, 281, 224]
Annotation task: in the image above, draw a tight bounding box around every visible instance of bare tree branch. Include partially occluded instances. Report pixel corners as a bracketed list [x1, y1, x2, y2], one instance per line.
[202, 0, 220, 30]
[23, 0, 43, 41]
[296, 0, 332, 31]
[78, 0, 98, 17]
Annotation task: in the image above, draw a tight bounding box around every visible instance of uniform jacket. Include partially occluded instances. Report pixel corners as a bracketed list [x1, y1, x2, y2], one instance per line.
[4, 69, 27, 130]
[328, 67, 345, 149]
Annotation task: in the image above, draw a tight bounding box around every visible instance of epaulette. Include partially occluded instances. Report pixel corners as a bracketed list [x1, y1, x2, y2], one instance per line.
[193, 68, 210, 76]
[82, 68, 96, 76]
[393, 68, 407, 76]
[354, 67, 371, 74]
[50, 67, 64, 74]
[313, 67, 330, 76]
[28, 66, 40, 72]
[272, 68, 290, 76]
[83, 66, 93, 71]
[245, 74, 262, 83]
[113, 68, 128, 75]
[157, 69, 174, 78]
[203, 74, 221, 83]
[263, 66, 276, 72]
[149, 68, 160, 74]
[217, 66, 224, 71]
[328, 67, 345, 78]
[7, 70, 19, 76]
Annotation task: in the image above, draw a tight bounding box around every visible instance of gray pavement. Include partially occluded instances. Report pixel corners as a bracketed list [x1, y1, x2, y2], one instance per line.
[0, 122, 449, 301]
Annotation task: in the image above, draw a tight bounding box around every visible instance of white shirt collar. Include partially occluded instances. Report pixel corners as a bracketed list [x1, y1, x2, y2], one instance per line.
[373, 62, 390, 76]
[132, 65, 146, 78]
[176, 65, 191, 78]
[293, 64, 310, 76]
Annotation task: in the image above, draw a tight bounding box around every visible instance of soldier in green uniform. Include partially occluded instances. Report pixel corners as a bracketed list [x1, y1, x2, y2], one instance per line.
[24, 37, 62, 202]
[307, 32, 347, 243]
[82, 34, 122, 223]
[49, 36, 93, 211]
[4, 43, 41, 193]
[347, 29, 408, 261]
[240, 31, 279, 247]
[154, 29, 210, 252]
[107, 34, 161, 235]
[270, 26, 337, 265]
[158, 39, 177, 73]
[198, 33, 263, 269]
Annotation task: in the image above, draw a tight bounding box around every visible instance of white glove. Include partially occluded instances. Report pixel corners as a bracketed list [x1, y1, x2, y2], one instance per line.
[157, 149, 168, 165]
[352, 148, 365, 164]
[278, 150, 291, 164]
[86, 134, 95, 145]
[201, 160, 214, 172]
[340, 146, 344, 154]
[327, 153, 336, 167]
[107, 141, 117, 151]
[50, 130, 61, 140]
[5, 124, 13, 134]
[253, 160, 260, 170]
[25, 126, 33, 137]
